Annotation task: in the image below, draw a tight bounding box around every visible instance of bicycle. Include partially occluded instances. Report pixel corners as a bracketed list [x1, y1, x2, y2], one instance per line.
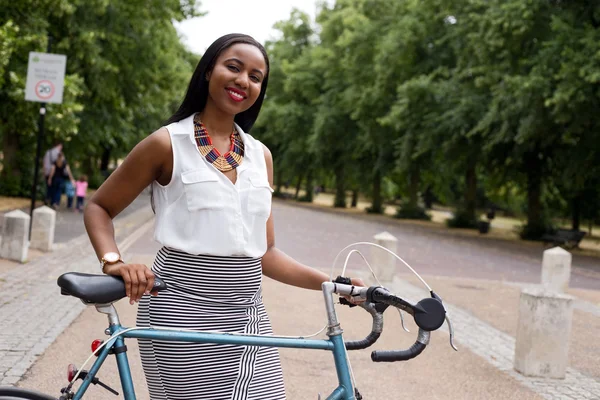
[0, 246, 457, 400]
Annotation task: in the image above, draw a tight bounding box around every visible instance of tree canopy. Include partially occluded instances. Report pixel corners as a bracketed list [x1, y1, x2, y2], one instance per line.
[0, 0, 200, 193]
[255, 0, 600, 239]
[2, 0, 599, 240]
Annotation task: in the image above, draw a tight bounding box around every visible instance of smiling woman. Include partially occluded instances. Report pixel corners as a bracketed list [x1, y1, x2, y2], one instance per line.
[82, 33, 364, 400]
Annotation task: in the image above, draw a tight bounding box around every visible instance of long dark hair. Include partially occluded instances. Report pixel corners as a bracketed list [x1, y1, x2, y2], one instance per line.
[166, 33, 270, 132]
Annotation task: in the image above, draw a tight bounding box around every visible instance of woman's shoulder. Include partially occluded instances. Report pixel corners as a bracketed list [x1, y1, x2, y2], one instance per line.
[126, 127, 172, 170]
[143, 127, 171, 151]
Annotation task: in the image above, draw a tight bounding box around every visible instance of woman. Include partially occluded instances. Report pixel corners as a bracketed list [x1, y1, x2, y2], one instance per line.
[84, 33, 363, 400]
[47, 152, 75, 208]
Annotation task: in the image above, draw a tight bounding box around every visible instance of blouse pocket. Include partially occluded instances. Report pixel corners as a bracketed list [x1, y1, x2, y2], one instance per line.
[247, 175, 274, 218]
[181, 169, 225, 211]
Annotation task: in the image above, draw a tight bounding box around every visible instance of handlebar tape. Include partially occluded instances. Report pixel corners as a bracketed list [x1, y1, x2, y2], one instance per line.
[345, 331, 382, 350]
[371, 341, 427, 362]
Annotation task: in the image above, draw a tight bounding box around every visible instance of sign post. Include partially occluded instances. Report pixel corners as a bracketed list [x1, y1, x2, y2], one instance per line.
[24, 39, 67, 239]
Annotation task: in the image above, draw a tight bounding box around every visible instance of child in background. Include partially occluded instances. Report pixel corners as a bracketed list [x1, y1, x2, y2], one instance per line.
[65, 180, 75, 209]
[75, 175, 88, 212]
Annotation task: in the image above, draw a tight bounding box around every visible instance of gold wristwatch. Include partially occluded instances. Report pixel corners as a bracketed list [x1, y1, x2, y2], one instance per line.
[100, 252, 124, 270]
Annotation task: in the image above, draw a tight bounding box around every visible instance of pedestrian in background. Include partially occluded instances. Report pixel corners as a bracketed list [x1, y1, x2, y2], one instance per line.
[42, 142, 62, 204]
[47, 153, 75, 209]
[65, 179, 75, 209]
[75, 175, 88, 212]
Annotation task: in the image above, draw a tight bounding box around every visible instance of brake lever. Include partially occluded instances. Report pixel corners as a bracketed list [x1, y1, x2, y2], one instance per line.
[339, 297, 357, 308]
[430, 291, 458, 351]
[445, 314, 458, 351]
[397, 309, 410, 333]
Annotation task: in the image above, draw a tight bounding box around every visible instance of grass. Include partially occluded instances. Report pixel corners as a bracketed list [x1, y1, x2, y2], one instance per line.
[279, 188, 600, 255]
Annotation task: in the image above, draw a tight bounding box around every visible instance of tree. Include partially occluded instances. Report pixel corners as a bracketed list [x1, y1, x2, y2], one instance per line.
[458, 0, 563, 238]
[0, 0, 200, 195]
[540, 4, 600, 231]
[256, 10, 318, 200]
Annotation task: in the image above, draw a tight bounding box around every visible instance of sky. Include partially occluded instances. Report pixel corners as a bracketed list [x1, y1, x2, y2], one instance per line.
[174, 0, 324, 54]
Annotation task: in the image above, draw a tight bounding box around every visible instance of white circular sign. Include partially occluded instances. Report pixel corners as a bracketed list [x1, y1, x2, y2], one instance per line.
[35, 80, 55, 100]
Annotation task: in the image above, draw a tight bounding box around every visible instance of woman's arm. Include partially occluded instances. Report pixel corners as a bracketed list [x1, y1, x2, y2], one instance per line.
[260, 145, 363, 291]
[84, 128, 172, 303]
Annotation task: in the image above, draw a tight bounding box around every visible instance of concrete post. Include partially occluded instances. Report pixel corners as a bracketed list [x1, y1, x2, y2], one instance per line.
[514, 287, 573, 378]
[30, 206, 56, 252]
[541, 247, 572, 293]
[0, 209, 30, 262]
[371, 231, 398, 284]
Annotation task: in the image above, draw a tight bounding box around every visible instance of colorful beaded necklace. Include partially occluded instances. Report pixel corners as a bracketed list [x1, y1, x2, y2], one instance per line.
[193, 114, 244, 172]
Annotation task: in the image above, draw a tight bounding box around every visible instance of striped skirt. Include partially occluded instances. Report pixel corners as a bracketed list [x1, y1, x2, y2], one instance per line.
[136, 247, 286, 400]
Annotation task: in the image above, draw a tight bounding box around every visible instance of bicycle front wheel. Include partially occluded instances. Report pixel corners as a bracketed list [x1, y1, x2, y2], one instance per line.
[0, 387, 56, 400]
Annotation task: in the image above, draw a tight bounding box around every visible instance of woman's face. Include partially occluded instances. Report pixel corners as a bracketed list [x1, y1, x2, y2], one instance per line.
[206, 43, 267, 116]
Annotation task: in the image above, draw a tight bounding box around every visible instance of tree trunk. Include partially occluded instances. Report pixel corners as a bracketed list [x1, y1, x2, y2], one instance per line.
[370, 169, 383, 213]
[423, 186, 433, 209]
[526, 174, 543, 228]
[0, 132, 23, 196]
[1, 132, 21, 178]
[303, 169, 314, 202]
[464, 159, 478, 222]
[294, 173, 304, 200]
[100, 146, 112, 173]
[351, 189, 358, 208]
[83, 157, 95, 177]
[572, 195, 581, 231]
[275, 169, 284, 194]
[408, 166, 420, 209]
[334, 164, 346, 208]
[524, 152, 545, 238]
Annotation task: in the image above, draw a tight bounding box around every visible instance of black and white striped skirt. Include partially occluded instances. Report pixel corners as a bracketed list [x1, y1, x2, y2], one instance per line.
[136, 247, 286, 399]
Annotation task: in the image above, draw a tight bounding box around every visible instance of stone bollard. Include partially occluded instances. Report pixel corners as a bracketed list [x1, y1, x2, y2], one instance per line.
[514, 287, 573, 378]
[371, 231, 398, 284]
[30, 206, 56, 252]
[541, 247, 572, 293]
[0, 209, 30, 262]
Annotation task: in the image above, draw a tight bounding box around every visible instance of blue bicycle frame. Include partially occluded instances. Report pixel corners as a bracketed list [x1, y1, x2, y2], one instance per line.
[71, 282, 356, 400]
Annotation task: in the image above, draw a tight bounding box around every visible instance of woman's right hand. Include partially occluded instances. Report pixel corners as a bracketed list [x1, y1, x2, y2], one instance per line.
[104, 262, 157, 305]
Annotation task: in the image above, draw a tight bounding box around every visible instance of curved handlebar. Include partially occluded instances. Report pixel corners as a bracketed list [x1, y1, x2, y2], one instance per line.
[333, 279, 453, 362]
[344, 302, 388, 350]
[371, 329, 430, 362]
[333, 276, 388, 351]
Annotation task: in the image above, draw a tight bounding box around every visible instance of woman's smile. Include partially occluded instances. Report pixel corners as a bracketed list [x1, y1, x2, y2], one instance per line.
[226, 87, 247, 102]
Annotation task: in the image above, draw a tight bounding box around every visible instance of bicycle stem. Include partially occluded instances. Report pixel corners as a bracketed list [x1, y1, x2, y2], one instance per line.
[322, 282, 344, 337]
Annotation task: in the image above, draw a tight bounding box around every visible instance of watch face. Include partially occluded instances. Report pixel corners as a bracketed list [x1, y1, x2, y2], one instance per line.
[104, 252, 120, 263]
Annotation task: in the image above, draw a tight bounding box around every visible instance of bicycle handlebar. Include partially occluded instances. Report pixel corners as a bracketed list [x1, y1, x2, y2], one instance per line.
[332, 279, 452, 362]
[344, 302, 388, 350]
[371, 329, 429, 362]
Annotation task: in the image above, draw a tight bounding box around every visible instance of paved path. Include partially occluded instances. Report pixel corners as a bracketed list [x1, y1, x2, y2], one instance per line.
[389, 278, 600, 400]
[0, 195, 154, 385]
[2, 200, 600, 399]
[274, 201, 600, 290]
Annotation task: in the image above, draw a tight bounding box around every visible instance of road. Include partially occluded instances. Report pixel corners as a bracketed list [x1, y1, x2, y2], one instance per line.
[11, 200, 600, 399]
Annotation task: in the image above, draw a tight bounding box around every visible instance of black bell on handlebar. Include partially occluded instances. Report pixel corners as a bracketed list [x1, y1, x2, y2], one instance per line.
[413, 298, 446, 331]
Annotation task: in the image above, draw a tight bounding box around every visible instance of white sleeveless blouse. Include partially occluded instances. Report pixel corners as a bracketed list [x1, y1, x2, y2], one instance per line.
[152, 114, 274, 258]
